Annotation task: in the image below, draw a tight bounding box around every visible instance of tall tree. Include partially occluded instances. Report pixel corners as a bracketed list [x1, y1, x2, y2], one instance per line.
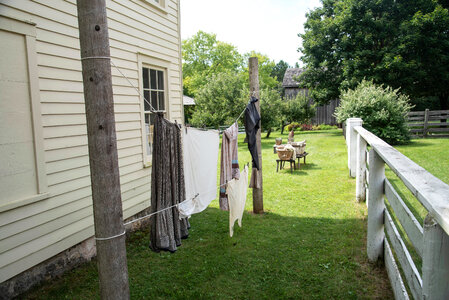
[182, 31, 243, 97]
[299, 0, 449, 109]
[271, 60, 290, 83]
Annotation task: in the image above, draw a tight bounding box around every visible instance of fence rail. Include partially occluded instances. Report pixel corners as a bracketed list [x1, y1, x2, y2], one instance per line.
[407, 109, 449, 138]
[346, 118, 449, 300]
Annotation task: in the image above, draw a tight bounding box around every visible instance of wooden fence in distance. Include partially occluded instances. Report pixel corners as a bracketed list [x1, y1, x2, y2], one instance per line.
[346, 118, 449, 300]
[311, 99, 340, 126]
[408, 109, 449, 138]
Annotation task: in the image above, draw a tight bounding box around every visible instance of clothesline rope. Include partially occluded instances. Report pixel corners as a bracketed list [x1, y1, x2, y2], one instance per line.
[123, 178, 232, 227]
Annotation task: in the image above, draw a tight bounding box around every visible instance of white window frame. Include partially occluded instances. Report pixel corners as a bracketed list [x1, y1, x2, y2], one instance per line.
[0, 15, 49, 212]
[137, 53, 170, 167]
[141, 0, 167, 13]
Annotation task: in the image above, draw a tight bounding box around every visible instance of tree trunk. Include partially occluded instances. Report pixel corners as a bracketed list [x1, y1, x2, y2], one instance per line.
[265, 128, 272, 138]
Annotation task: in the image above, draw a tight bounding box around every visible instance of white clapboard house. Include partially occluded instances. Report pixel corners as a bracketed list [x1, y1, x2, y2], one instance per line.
[0, 0, 184, 289]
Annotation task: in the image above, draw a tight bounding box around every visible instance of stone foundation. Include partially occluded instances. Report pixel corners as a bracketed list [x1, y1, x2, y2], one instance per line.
[0, 208, 151, 299]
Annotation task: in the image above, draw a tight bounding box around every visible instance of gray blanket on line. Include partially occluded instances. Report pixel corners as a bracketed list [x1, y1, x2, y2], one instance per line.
[150, 113, 189, 252]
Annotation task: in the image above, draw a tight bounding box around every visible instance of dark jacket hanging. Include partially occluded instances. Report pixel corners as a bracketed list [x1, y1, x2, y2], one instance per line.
[150, 113, 189, 252]
[244, 97, 261, 170]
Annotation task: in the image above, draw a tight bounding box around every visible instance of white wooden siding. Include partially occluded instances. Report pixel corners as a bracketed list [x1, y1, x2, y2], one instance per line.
[0, 0, 182, 283]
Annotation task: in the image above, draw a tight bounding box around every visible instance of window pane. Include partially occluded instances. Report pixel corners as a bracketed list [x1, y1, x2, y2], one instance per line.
[144, 90, 151, 111]
[151, 91, 158, 110]
[145, 113, 154, 156]
[143, 68, 149, 89]
[158, 91, 165, 111]
[150, 69, 157, 89]
[157, 70, 164, 90]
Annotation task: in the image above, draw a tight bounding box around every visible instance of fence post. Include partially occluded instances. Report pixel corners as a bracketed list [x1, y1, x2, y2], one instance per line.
[346, 118, 363, 177]
[367, 149, 385, 262]
[356, 132, 367, 202]
[422, 214, 449, 299]
[423, 108, 430, 138]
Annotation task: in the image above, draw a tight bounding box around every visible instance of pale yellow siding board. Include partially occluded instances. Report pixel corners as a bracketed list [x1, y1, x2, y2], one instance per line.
[122, 190, 150, 212]
[44, 145, 88, 162]
[110, 0, 178, 34]
[1, 1, 78, 27]
[39, 65, 82, 82]
[47, 166, 90, 186]
[36, 40, 80, 60]
[47, 176, 91, 197]
[0, 226, 94, 283]
[0, 205, 92, 254]
[115, 112, 141, 122]
[46, 156, 89, 175]
[116, 121, 141, 132]
[44, 135, 87, 151]
[42, 114, 86, 126]
[118, 146, 143, 159]
[116, 129, 142, 141]
[37, 53, 81, 71]
[0, 216, 93, 269]
[43, 124, 87, 139]
[41, 103, 85, 115]
[114, 104, 141, 113]
[39, 78, 83, 93]
[107, 9, 178, 44]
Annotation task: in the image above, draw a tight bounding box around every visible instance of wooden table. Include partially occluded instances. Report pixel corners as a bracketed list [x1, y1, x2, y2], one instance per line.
[296, 152, 308, 165]
[276, 159, 296, 173]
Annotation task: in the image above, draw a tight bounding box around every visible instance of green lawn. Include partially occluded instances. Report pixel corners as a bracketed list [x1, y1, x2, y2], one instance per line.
[24, 129, 394, 299]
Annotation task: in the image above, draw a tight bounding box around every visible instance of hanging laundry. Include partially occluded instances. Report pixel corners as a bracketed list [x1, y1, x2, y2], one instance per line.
[226, 165, 249, 237]
[219, 122, 240, 211]
[244, 97, 261, 170]
[178, 127, 219, 218]
[149, 113, 189, 253]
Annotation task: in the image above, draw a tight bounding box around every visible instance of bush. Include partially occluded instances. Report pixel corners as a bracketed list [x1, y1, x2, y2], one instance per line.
[313, 124, 338, 130]
[335, 80, 413, 144]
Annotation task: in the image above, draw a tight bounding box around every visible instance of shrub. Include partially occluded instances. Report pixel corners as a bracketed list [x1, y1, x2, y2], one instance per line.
[335, 80, 413, 144]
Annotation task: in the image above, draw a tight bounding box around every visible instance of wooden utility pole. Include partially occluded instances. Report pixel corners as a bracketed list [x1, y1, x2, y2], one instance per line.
[76, 1, 130, 299]
[249, 57, 263, 213]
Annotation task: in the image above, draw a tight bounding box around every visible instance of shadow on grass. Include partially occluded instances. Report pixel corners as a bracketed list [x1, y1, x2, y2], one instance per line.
[23, 207, 393, 300]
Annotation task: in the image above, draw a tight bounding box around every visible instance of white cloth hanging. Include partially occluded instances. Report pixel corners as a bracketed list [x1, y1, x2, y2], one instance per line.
[226, 165, 249, 237]
[178, 127, 219, 219]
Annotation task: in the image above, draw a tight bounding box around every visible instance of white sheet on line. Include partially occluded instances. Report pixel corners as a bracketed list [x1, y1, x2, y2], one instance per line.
[178, 127, 219, 219]
[227, 165, 249, 237]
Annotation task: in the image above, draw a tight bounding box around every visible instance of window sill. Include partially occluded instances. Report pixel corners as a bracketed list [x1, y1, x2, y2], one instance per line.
[0, 192, 50, 213]
[143, 161, 152, 168]
[140, 0, 168, 14]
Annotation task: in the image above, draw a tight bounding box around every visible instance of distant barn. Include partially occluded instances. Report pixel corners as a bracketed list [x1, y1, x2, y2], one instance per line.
[282, 68, 340, 126]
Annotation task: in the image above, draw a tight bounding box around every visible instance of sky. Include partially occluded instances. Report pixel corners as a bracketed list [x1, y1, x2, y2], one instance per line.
[180, 0, 322, 67]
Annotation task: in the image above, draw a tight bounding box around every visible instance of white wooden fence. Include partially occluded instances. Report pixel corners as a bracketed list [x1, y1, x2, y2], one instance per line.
[346, 118, 449, 300]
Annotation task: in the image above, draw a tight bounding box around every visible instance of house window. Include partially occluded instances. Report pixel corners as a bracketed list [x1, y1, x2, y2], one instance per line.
[142, 66, 166, 163]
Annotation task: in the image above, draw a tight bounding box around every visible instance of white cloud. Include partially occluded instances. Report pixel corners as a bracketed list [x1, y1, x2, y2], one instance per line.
[180, 0, 321, 66]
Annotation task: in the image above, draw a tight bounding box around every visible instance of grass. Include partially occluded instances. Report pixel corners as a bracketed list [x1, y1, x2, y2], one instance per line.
[23, 129, 394, 299]
[383, 138, 449, 274]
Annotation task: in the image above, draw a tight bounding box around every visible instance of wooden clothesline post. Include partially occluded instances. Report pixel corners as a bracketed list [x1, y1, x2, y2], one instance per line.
[76, 1, 130, 299]
[249, 57, 264, 214]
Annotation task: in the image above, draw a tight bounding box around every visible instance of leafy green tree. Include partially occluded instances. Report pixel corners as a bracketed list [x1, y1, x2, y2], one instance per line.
[281, 92, 316, 125]
[189, 72, 247, 128]
[271, 60, 290, 83]
[335, 80, 412, 144]
[299, 0, 449, 109]
[182, 31, 243, 97]
[259, 88, 283, 138]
